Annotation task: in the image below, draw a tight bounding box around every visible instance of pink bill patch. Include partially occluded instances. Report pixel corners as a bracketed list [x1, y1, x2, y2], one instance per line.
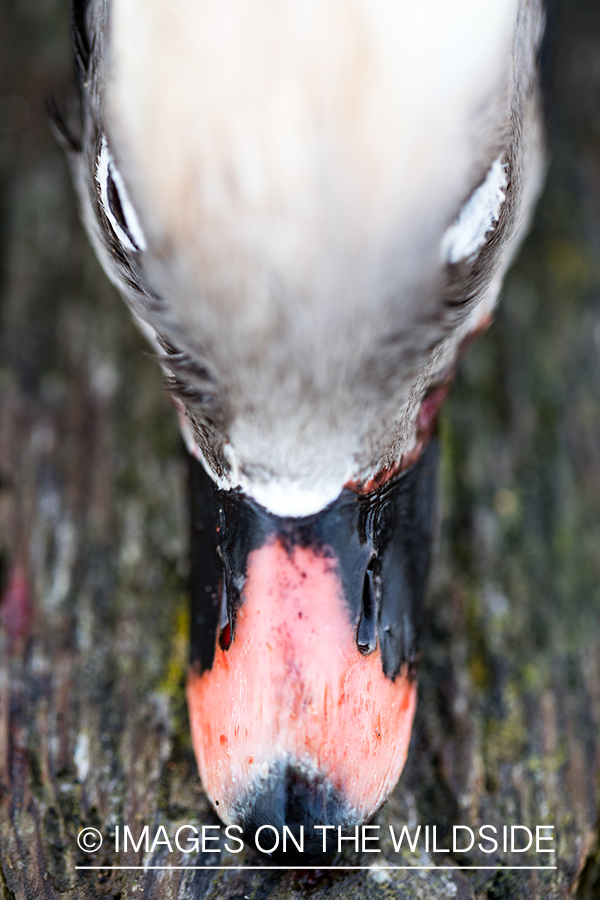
[187, 539, 416, 826]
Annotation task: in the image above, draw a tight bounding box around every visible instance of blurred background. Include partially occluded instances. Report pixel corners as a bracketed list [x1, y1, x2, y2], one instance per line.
[0, 1, 599, 898]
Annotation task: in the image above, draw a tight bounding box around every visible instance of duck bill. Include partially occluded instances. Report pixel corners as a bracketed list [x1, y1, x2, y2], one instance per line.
[187, 438, 437, 859]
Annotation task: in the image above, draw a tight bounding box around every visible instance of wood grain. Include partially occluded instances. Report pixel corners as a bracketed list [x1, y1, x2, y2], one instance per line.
[1, 1, 599, 897]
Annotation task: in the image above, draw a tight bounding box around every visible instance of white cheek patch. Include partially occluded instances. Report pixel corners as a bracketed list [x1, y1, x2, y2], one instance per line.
[96, 136, 147, 252]
[441, 156, 508, 264]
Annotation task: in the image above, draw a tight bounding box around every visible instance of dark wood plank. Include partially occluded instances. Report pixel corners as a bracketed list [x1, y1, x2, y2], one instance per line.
[1, 1, 599, 898]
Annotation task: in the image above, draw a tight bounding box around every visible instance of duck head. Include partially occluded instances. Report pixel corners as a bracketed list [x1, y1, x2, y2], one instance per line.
[56, 0, 545, 858]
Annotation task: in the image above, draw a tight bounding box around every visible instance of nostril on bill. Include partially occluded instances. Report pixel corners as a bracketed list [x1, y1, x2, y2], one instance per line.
[238, 763, 353, 862]
[218, 576, 232, 651]
[357, 557, 379, 656]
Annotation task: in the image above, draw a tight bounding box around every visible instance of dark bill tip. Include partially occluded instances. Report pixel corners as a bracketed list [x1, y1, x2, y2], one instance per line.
[237, 762, 353, 863]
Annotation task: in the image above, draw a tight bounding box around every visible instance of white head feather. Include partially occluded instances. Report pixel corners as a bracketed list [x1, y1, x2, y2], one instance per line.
[95, 0, 543, 515]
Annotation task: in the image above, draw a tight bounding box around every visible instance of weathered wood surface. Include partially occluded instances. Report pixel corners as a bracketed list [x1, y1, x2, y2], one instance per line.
[1, 1, 600, 898]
